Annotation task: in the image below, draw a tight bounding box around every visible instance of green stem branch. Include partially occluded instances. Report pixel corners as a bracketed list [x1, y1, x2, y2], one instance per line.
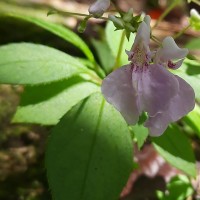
[153, 0, 180, 29]
[173, 24, 191, 39]
[113, 30, 126, 70]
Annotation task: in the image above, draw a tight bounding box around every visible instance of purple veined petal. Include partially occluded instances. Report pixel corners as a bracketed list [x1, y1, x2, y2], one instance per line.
[138, 64, 179, 116]
[144, 75, 195, 136]
[89, 0, 110, 17]
[144, 112, 171, 136]
[156, 36, 188, 63]
[101, 65, 140, 124]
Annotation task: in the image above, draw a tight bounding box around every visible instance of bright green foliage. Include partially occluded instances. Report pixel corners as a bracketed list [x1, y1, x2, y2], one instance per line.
[0, 43, 93, 85]
[46, 93, 133, 200]
[92, 39, 115, 74]
[105, 21, 135, 66]
[183, 104, 200, 138]
[157, 175, 194, 200]
[174, 59, 200, 100]
[1, 13, 95, 62]
[185, 38, 200, 50]
[152, 125, 196, 177]
[13, 77, 99, 125]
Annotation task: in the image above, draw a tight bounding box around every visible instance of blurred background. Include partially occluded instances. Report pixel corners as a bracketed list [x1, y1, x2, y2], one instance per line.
[0, 0, 200, 200]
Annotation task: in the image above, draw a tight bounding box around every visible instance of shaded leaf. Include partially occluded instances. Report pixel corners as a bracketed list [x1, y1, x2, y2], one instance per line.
[46, 93, 133, 200]
[1, 13, 95, 62]
[152, 125, 196, 177]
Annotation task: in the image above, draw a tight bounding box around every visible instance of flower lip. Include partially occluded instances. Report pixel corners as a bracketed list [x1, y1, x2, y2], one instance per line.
[155, 36, 188, 69]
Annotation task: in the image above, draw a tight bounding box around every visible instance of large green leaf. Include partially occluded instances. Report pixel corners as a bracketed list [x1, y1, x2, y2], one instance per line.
[0, 43, 95, 85]
[173, 59, 200, 100]
[105, 21, 135, 66]
[46, 93, 133, 200]
[183, 104, 200, 138]
[152, 125, 196, 177]
[1, 13, 94, 63]
[13, 77, 99, 125]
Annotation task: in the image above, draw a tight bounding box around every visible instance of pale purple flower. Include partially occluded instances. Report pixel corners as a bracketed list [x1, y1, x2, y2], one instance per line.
[101, 16, 195, 136]
[89, 0, 110, 18]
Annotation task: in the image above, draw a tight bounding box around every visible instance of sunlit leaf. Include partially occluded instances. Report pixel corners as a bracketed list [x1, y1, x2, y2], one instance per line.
[46, 93, 133, 200]
[183, 104, 200, 138]
[13, 77, 99, 125]
[0, 43, 95, 85]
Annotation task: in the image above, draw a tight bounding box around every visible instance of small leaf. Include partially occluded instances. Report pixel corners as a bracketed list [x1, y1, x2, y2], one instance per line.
[1, 13, 95, 63]
[183, 104, 200, 138]
[46, 93, 133, 200]
[152, 124, 196, 177]
[0, 43, 93, 85]
[157, 175, 194, 200]
[13, 77, 99, 125]
[130, 124, 148, 149]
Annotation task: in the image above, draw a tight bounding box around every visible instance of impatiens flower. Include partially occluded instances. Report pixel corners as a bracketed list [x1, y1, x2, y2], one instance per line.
[101, 15, 195, 136]
[89, 0, 110, 18]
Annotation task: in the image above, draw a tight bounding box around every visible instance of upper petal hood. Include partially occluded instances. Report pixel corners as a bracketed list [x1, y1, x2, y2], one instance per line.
[101, 65, 140, 124]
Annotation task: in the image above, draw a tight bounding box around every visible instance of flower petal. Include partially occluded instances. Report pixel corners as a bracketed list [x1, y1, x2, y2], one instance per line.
[89, 0, 110, 17]
[101, 65, 140, 124]
[138, 64, 179, 116]
[145, 75, 195, 136]
[166, 75, 195, 121]
[156, 36, 188, 62]
[144, 113, 170, 136]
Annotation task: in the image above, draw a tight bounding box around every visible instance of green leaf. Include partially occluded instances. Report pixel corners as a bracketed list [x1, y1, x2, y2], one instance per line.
[91, 39, 115, 74]
[152, 124, 196, 177]
[1, 13, 95, 63]
[130, 124, 148, 149]
[185, 38, 200, 50]
[13, 77, 99, 125]
[173, 58, 200, 100]
[46, 93, 133, 200]
[0, 43, 94, 85]
[183, 104, 200, 138]
[105, 20, 135, 66]
[157, 175, 194, 200]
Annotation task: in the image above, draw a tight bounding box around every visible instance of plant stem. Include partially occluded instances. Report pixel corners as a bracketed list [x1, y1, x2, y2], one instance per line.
[153, 0, 180, 29]
[191, 0, 200, 6]
[48, 10, 108, 20]
[113, 30, 126, 70]
[173, 24, 191, 39]
[151, 35, 162, 45]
